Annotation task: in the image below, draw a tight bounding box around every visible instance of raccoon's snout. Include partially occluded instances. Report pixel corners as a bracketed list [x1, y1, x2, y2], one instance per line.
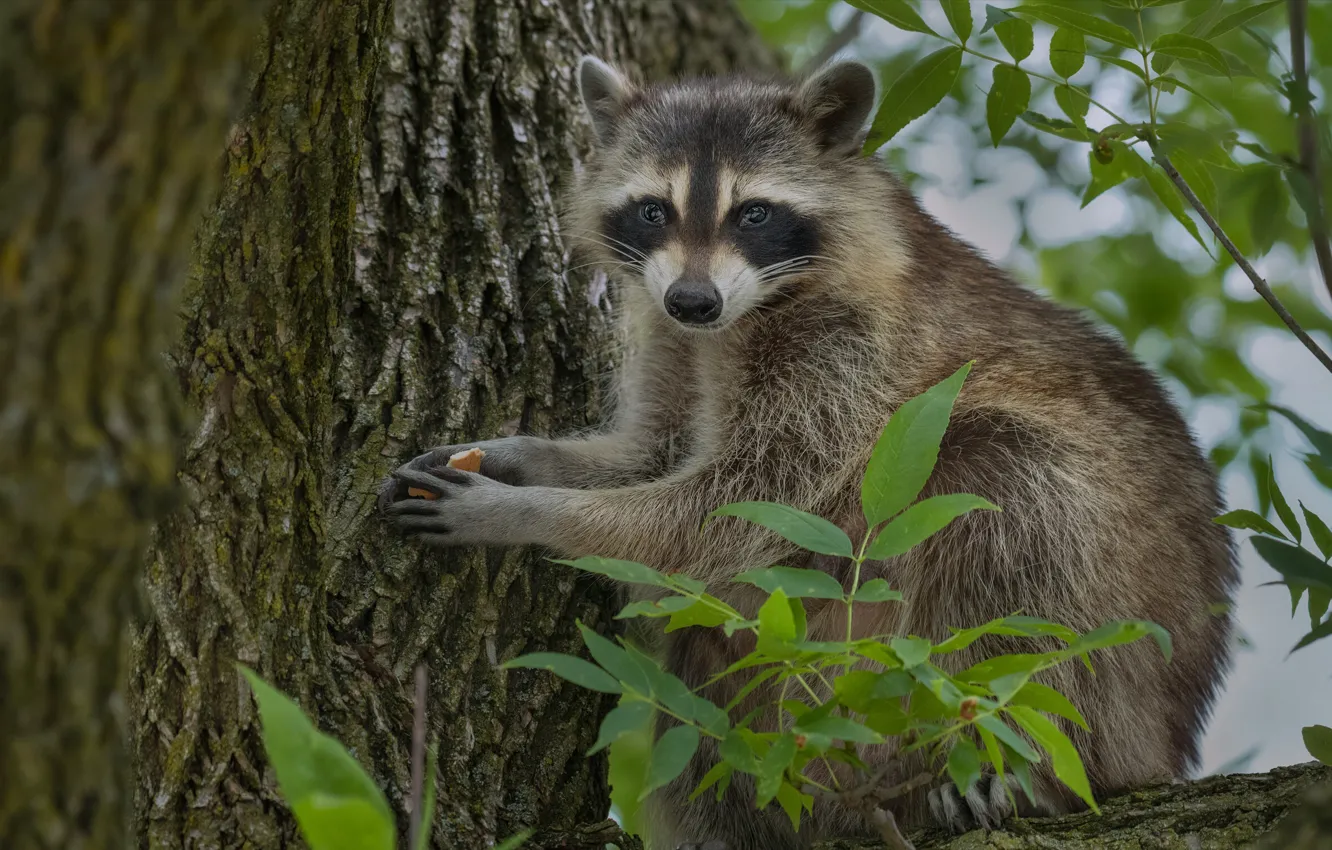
[665, 278, 722, 325]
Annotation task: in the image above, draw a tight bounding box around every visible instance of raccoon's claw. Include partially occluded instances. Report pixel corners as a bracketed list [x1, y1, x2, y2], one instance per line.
[928, 773, 1013, 833]
[675, 842, 729, 850]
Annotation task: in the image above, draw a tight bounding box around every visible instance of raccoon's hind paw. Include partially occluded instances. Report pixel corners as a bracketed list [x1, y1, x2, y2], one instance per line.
[928, 773, 1013, 833]
[675, 842, 728, 850]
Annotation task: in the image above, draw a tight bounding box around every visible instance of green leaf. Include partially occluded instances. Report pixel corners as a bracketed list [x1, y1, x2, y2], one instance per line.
[1259, 405, 1332, 470]
[1049, 29, 1085, 78]
[1020, 111, 1092, 142]
[1267, 463, 1302, 543]
[1206, 0, 1282, 40]
[552, 556, 672, 589]
[240, 667, 396, 850]
[1308, 587, 1331, 628]
[1139, 153, 1210, 254]
[689, 762, 733, 802]
[1082, 141, 1136, 208]
[890, 636, 931, 667]
[1013, 5, 1137, 50]
[976, 714, 1040, 762]
[862, 361, 972, 527]
[615, 596, 696, 620]
[866, 494, 1000, 560]
[640, 725, 700, 800]
[503, 652, 622, 694]
[1008, 682, 1089, 731]
[494, 831, 535, 850]
[1292, 617, 1332, 654]
[795, 714, 884, 744]
[757, 733, 799, 807]
[1151, 33, 1229, 78]
[1213, 509, 1287, 539]
[995, 17, 1034, 62]
[291, 797, 395, 850]
[1301, 503, 1332, 561]
[1007, 706, 1098, 811]
[589, 700, 655, 755]
[863, 47, 963, 153]
[775, 782, 814, 832]
[1096, 53, 1149, 82]
[1068, 620, 1172, 662]
[845, 0, 936, 35]
[1006, 743, 1037, 802]
[710, 502, 853, 558]
[720, 729, 760, 774]
[986, 65, 1031, 147]
[664, 596, 742, 633]
[943, 0, 972, 43]
[980, 4, 1016, 34]
[1169, 149, 1217, 217]
[935, 615, 1078, 655]
[735, 566, 846, 599]
[1252, 537, 1332, 592]
[1054, 85, 1089, 128]
[579, 622, 653, 694]
[758, 589, 799, 659]
[947, 738, 982, 796]
[854, 579, 904, 603]
[1150, 75, 1222, 113]
[1303, 725, 1332, 766]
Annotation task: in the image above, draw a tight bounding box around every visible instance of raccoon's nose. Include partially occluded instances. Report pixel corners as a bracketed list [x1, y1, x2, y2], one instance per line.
[665, 279, 723, 325]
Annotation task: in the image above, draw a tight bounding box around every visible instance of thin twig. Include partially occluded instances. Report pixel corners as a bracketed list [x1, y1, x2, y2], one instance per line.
[408, 664, 427, 850]
[864, 804, 917, 850]
[1152, 148, 1332, 375]
[870, 771, 935, 805]
[804, 9, 866, 72]
[1287, 0, 1332, 303]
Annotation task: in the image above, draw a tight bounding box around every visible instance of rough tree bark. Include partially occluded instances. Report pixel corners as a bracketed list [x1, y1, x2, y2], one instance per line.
[127, 1, 772, 848]
[0, 2, 268, 848]
[812, 763, 1332, 850]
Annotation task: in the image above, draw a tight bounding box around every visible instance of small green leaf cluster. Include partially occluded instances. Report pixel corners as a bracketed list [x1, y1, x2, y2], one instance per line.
[1213, 405, 1332, 768]
[240, 666, 530, 850]
[506, 363, 1169, 835]
[851, 0, 1292, 258]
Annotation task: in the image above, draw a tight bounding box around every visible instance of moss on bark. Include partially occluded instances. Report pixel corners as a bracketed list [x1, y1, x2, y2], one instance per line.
[128, 1, 772, 848]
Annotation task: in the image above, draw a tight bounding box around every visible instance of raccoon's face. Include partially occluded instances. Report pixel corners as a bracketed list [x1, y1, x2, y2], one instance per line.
[573, 57, 877, 331]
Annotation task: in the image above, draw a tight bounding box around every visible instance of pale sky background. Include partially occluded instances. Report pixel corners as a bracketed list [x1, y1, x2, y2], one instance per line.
[837, 5, 1332, 775]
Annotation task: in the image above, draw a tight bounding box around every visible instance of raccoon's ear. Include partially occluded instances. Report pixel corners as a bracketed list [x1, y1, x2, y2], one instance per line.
[799, 61, 877, 155]
[578, 56, 635, 144]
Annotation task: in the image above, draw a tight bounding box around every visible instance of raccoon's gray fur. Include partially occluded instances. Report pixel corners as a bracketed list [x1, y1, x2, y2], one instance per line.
[381, 57, 1237, 850]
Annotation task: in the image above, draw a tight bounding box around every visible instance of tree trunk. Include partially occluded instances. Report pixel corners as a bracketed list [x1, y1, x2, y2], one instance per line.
[0, 2, 267, 848]
[128, 1, 772, 848]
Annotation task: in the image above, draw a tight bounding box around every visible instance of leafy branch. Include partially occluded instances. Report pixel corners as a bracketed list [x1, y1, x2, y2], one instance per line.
[851, 0, 1332, 378]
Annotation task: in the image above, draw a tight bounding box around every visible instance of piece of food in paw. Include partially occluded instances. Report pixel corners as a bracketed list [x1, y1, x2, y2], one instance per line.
[446, 447, 485, 473]
[406, 448, 485, 500]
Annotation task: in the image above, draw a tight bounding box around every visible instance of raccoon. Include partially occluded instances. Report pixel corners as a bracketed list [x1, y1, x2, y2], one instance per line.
[380, 57, 1237, 849]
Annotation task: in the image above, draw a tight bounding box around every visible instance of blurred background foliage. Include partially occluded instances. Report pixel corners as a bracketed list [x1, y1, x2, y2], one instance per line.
[737, 0, 1332, 504]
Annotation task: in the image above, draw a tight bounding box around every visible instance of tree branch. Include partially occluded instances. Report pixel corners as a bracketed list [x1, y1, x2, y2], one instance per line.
[803, 10, 867, 72]
[1151, 148, 1332, 375]
[1288, 0, 1332, 304]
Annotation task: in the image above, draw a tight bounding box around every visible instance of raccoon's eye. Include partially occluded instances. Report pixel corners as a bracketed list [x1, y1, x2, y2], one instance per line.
[740, 203, 770, 227]
[639, 201, 668, 226]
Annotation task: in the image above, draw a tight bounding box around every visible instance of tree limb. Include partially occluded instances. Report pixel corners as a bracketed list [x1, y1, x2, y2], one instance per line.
[1151, 148, 1332, 376]
[1287, 0, 1332, 305]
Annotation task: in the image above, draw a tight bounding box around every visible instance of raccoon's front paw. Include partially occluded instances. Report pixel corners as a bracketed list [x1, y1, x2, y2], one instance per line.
[675, 842, 729, 850]
[928, 773, 1013, 833]
[377, 438, 535, 510]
